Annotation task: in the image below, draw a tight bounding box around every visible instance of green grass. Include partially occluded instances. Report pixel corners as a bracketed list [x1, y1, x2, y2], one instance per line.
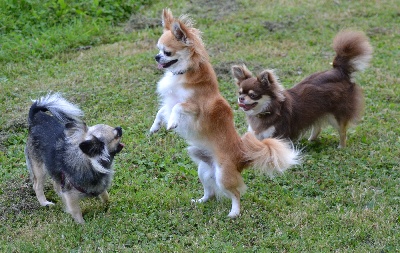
[0, 0, 153, 62]
[1, 0, 399, 252]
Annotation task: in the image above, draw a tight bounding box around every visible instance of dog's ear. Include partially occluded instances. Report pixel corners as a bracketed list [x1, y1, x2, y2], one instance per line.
[172, 21, 189, 44]
[79, 136, 105, 157]
[65, 122, 76, 129]
[232, 65, 253, 84]
[258, 70, 285, 101]
[65, 122, 87, 139]
[65, 122, 87, 131]
[257, 70, 275, 87]
[162, 8, 174, 31]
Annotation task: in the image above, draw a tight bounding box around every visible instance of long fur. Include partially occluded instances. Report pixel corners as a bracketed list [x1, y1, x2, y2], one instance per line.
[151, 9, 299, 218]
[232, 30, 372, 148]
[29, 92, 83, 124]
[25, 93, 123, 223]
[242, 133, 299, 176]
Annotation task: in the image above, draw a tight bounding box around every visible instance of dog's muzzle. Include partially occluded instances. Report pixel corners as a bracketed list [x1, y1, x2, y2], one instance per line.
[238, 96, 258, 111]
[115, 126, 122, 137]
[155, 54, 178, 69]
[112, 126, 124, 155]
[155, 54, 162, 62]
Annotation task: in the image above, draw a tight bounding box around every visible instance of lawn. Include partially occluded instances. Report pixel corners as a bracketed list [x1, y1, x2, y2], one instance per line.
[0, 0, 399, 252]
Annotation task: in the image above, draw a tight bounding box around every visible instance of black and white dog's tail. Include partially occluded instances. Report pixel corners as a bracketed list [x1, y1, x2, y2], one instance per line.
[28, 93, 84, 125]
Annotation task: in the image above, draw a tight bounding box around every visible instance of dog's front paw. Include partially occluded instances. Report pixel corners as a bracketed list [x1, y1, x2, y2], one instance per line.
[149, 122, 161, 135]
[167, 120, 178, 130]
[191, 198, 200, 203]
[191, 197, 208, 204]
[40, 201, 55, 207]
[73, 216, 85, 224]
[227, 210, 240, 218]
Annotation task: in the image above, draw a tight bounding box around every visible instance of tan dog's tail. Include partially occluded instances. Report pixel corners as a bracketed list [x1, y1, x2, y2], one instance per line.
[242, 132, 300, 176]
[332, 30, 373, 74]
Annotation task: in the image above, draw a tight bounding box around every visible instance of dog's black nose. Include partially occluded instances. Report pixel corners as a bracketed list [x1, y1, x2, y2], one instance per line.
[115, 127, 122, 137]
[155, 54, 161, 62]
[239, 96, 245, 102]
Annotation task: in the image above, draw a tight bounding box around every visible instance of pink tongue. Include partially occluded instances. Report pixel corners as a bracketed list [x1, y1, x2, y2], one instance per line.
[157, 63, 164, 69]
[239, 103, 254, 111]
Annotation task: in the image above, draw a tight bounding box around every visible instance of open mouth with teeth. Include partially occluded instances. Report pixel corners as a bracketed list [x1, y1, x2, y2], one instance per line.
[239, 102, 258, 111]
[157, 59, 178, 69]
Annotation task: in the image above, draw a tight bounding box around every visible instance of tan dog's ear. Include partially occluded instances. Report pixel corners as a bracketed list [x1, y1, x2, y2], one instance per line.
[172, 21, 189, 44]
[162, 8, 174, 30]
[232, 65, 253, 84]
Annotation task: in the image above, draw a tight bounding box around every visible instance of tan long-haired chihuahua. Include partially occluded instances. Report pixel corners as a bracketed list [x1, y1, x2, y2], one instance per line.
[150, 9, 299, 218]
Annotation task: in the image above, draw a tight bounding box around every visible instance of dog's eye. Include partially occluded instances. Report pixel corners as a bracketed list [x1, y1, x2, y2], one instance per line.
[164, 51, 172, 56]
[249, 94, 259, 99]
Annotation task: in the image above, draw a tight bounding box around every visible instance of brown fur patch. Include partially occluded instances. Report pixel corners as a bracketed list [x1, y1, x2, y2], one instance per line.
[233, 30, 372, 147]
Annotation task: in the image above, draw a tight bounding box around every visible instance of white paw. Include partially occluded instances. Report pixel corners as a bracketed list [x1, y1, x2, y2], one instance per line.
[191, 198, 205, 203]
[73, 216, 85, 224]
[167, 120, 178, 130]
[228, 210, 240, 218]
[149, 123, 161, 134]
[40, 201, 54, 206]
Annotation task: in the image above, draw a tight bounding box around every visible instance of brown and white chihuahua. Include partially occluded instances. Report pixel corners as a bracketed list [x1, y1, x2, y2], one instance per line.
[232, 30, 372, 148]
[150, 9, 299, 218]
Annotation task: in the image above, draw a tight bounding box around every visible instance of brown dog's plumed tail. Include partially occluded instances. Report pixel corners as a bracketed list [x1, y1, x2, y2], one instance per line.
[332, 30, 373, 74]
[242, 132, 300, 176]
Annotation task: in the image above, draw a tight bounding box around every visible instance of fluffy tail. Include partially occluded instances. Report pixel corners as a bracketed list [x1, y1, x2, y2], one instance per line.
[28, 93, 83, 125]
[242, 132, 300, 176]
[332, 30, 373, 75]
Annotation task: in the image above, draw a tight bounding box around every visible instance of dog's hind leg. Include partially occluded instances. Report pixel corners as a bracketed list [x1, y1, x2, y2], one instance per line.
[63, 192, 84, 224]
[329, 115, 348, 148]
[188, 146, 216, 203]
[53, 181, 62, 196]
[338, 121, 348, 148]
[193, 161, 217, 203]
[30, 161, 54, 206]
[308, 125, 322, 142]
[224, 187, 241, 218]
[215, 164, 246, 218]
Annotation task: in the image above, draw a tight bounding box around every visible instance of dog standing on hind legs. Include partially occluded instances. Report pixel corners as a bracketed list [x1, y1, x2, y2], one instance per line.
[25, 93, 124, 223]
[150, 9, 299, 218]
[232, 30, 373, 148]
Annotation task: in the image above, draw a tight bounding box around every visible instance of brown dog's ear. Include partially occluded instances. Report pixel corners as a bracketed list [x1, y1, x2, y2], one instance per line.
[257, 70, 275, 87]
[257, 70, 285, 101]
[162, 8, 174, 30]
[231, 65, 253, 84]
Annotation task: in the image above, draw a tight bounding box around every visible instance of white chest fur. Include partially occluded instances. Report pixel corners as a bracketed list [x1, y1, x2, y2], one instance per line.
[150, 72, 195, 139]
[157, 72, 192, 110]
[256, 126, 276, 140]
